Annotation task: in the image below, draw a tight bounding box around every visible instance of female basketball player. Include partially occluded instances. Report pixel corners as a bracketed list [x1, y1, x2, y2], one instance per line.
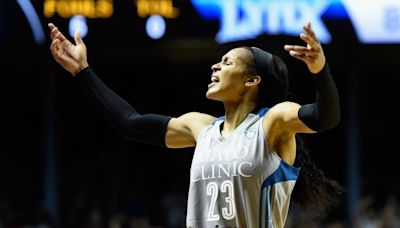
[48, 21, 343, 228]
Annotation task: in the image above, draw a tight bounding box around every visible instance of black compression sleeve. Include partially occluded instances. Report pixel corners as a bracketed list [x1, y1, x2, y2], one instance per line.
[74, 67, 171, 147]
[298, 63, 340, 132]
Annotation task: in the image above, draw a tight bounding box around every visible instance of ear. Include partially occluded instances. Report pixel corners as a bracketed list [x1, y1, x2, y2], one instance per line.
[245, 75, 261, 87]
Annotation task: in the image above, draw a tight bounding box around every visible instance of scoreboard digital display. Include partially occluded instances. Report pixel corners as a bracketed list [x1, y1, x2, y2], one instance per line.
[7, 0, 400, 45]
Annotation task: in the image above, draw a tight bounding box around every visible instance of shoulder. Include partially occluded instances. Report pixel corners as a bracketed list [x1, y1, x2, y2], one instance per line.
[263, 101, 315, 138]
[265, 101, 301, 123]
[173, 112, 217, 126]
[165, 112, 217, 148]
[262, 101, 306, 139]
[168, 111, 217, 137]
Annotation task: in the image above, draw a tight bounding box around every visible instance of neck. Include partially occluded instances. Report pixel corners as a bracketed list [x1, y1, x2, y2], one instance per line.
[221, 102, 257, 137]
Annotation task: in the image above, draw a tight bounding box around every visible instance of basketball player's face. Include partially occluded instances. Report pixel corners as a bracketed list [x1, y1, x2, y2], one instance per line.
[206, 48, 252, 102]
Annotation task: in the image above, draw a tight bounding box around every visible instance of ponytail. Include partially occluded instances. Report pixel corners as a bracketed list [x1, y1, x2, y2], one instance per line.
[291, 135, 345, 216]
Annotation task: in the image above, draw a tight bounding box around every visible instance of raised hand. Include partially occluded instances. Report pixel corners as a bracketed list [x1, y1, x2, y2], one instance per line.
[48, 23, 88, 76]
[284, 21, 326, 74]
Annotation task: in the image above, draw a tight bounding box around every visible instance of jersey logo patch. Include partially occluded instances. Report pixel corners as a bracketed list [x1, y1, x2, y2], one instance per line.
[245, 128, 256, 138]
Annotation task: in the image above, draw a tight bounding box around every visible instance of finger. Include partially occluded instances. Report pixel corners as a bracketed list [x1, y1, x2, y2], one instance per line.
[56, 29, 67, 43]
[52, 30, 66, 44]
[303, 22, 319, 43]
[50, 38, 74, 66]
[51, 31, 61, 41]
[305, 53, 318, 59]
[289, 50, 319, 60]
[300, 33, 320, 52]
[289, 50, 305, 59]
[74, 29, 83, 45]
[52, 39, 66, 58]
[284, 45, 317, 55]
[289, 50, 317, 60]
[48, 23, 55, 30]
[289, 50, 316, 64]
[304, 21, 311, 30]
[50, 25, 68, 43]
[51, 28, 65, 42]
[50, 39, 60, 57]
[49, 23, 59, 38]
[50, 27, 59, 40]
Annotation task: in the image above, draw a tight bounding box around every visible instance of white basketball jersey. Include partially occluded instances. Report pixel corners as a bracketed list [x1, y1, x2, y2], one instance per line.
[186, 108, 300, 228]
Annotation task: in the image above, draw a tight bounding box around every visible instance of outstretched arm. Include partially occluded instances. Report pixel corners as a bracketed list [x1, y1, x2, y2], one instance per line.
[49, 23, 175, 147]
[48, 23, 214, 148]
[283, 21, 340, 132]
[74, 67, 172, 146]
[73, 67, 213, 148]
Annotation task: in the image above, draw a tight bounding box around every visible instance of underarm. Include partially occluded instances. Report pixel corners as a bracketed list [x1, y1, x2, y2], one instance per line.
[165, 112, 216, 149]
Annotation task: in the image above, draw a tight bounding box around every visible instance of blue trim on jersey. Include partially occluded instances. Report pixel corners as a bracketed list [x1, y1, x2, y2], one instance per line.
[257, 107, 269, 117]
[259, 161, 300, 228]
[211, 116, 225, 125]
[261, 161, 300, 188]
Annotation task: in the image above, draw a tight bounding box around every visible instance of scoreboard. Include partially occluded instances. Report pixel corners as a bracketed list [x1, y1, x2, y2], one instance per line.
[4, 0, 400, 45]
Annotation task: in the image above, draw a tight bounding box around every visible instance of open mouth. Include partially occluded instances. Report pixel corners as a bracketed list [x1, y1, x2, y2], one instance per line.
[211, 75, 220, 83]
[208, 75, 220, 88]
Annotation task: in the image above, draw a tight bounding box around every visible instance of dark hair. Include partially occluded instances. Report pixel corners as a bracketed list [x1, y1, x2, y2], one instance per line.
[293, 135, 344, 216]
[240, 46, 289, 107]
[241, 46, 344, 216]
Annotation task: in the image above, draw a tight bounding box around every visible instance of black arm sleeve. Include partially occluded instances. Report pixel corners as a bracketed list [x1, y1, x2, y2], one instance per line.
[74, 67, 172, 147]
[298, 63, 340, 132]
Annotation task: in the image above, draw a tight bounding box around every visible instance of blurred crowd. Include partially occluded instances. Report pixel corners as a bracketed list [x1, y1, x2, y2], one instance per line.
[285, 193, 400, 228]
[0, 190, 399, 228]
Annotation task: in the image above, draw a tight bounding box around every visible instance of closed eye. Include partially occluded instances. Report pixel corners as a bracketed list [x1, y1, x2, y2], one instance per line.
[222, 57, 233, 65]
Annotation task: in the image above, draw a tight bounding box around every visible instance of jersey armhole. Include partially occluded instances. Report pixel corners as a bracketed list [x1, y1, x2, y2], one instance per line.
[195, 116, 224, 143]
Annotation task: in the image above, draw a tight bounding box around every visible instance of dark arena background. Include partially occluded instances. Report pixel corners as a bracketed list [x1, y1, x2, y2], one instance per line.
[1, 0, 400, 227]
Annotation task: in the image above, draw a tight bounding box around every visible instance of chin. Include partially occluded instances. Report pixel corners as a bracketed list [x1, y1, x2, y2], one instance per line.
[206, 90, 216, 99]
[206, 91, 222, 102]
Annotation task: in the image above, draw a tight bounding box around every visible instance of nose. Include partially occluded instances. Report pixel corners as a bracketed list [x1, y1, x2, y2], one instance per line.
[211, 63, 220, 72]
